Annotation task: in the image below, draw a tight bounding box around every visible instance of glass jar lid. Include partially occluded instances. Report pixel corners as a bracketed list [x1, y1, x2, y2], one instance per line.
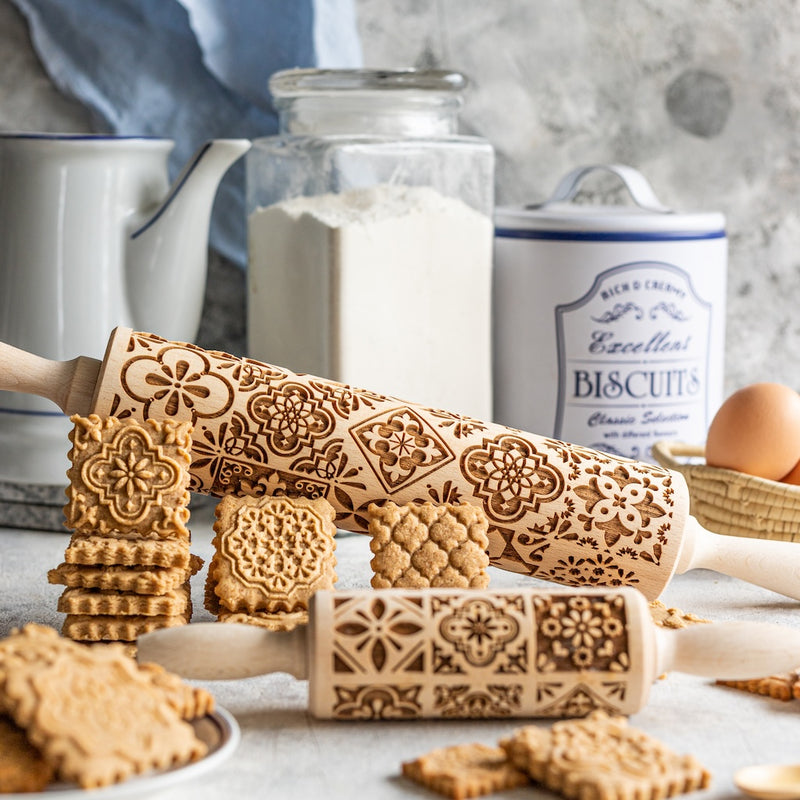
[269, 68, 467, 98]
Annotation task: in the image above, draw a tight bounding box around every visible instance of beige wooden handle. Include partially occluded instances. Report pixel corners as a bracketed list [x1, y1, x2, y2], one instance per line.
[91, 328, 691, 600]
[677, 517, 800, 601]
[0, 339, 98, 415]
[655, 620, 800, 680]
[307, 587, 655, 719]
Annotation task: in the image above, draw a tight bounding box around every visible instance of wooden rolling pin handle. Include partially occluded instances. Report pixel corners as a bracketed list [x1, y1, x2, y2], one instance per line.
[678, 517, 800, 601]
[656, 620, 800, 679]
[0, 340, 98, 415]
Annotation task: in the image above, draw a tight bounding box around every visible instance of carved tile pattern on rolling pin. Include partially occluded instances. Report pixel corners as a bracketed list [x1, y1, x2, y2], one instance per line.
[310, 591, 636, 719]
[94, 330, 686, 596]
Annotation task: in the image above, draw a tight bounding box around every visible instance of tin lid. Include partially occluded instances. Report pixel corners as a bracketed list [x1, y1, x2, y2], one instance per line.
[495, 165, 725, 240]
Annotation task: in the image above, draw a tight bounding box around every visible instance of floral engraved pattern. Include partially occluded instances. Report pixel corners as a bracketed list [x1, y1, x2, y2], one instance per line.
[428, 409, 488, 439]
[461, 434, 565, 523]
[351, 408, 455, 493]
[81, 427, 183, 526]
[438, 597, 520, 668]
[433, 684, 522, 718]
[248, 382, 335, 456]
[309, 589, 640, 719]
[310, 380, 387, 417]
[332, 685, 422, 720]
[534, 594, 629, 672]
[332, 595, 426, 675]
[573, 465, 669, 557]
[121, 346, 234, 422]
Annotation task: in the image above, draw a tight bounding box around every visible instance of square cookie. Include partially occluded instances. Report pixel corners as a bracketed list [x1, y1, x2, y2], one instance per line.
[208, 494, 337, 613]
[403, 742, 528, 800]
[64, 533, 192, 568]
[368, 501, 490, 589]
[63, 415, 192, 538]
[500, 710, 711, 800]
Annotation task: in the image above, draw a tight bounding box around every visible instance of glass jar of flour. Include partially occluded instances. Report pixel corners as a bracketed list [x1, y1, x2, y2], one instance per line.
[246, 69, 494, 419]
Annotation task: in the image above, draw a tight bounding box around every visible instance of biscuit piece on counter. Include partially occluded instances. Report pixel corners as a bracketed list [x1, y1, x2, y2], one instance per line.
[368, 501, 490, 589]
[402, 742, 528, 800]
[500, 710, 711, 800]
[205, 494, 337, 622]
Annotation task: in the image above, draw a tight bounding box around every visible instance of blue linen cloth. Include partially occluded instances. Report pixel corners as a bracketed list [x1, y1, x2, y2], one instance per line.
[10, 0, 363, 267]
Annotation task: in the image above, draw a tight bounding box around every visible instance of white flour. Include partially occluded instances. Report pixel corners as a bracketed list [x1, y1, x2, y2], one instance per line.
[248, 184, 493, 419]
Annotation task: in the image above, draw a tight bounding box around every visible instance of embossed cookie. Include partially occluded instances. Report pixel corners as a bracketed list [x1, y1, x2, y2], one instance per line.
[208, 494, 337, 613]
[717, 671, 800, 701]
[64, 533, 192, 568]
[57, 583, 192, 617]
[63, 414, 192, 538]
[62, 610, 192, 642]
[0, 625, 206, 789]
[402, 742, 528, 800]
[0, 715, 53, 792]
[217, 609, 309, 632]
[500, 710, 711, 800]
[48, 555, 202, 595]
[368, 501, 490, 589]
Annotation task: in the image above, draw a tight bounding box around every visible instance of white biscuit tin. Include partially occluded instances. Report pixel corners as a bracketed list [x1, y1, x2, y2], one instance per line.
[493, 165, 727, 461]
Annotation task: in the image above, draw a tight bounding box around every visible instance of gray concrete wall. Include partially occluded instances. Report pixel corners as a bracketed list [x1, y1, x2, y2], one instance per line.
[2, 0, 799, 394]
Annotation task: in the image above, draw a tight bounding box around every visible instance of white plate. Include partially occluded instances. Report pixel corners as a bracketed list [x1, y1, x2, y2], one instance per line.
[5, 706, 240, 799]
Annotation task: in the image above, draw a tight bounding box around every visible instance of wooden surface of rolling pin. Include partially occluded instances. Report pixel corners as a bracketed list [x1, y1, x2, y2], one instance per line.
[3, 326, 800, 601]
[91, 327, 689, 599]
[137, 586, 800, 719]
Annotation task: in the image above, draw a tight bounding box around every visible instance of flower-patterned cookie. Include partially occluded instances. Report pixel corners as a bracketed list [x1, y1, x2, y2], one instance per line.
[63, 415, 192, 538]
[207, 494, 337, 614]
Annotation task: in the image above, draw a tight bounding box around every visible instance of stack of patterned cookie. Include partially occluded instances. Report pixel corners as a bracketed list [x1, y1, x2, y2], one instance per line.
[205, 494, 337, 631]
[48, 415, 202, 643]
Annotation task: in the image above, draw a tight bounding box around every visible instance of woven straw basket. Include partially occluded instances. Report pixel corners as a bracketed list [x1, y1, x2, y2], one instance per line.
[651, 440, 800, 542]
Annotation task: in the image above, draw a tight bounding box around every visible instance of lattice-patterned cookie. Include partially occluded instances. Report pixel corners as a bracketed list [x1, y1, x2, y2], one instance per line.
[48, 555, 202, 595]
[57, 582, 191, 617]
[217, 609, 309, 632]
[63, 415, 192, 538]
[64, 533, 192, 568]
[0, 715, 53, 792]
[500, 711, 711, 800]
[717, 671, 800, 701]
[649, 600, 710, 629]
[208, 494, 337, 613]
[0, 626, 206, 788]
[368, 501, 490, 589]
[62, 610, 192, 642]
[402, 742, 529, 800]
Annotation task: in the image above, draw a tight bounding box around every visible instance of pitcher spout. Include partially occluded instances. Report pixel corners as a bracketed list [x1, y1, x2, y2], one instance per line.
[125, 138, 251, 341]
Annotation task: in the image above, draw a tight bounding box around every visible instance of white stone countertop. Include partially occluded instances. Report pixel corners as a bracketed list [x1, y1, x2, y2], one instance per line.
[1, 501, 799, 800]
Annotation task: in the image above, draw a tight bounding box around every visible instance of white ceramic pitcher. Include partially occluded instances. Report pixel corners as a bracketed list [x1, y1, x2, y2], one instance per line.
[0, 133, 251, 487]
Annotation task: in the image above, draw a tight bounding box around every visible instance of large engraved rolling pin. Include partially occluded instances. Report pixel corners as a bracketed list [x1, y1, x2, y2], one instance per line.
[2, 326, 800, 601]
[137, 587, 800, 719]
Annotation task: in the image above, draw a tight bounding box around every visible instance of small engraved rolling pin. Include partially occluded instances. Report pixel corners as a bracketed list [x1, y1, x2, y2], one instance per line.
[2, 326, 800, 601]
[136, 587, 800, 719]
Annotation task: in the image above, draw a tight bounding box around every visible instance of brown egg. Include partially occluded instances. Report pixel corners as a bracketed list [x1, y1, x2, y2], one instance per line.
[705, 382, 800, 481]
[780, 457, 800, 485]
